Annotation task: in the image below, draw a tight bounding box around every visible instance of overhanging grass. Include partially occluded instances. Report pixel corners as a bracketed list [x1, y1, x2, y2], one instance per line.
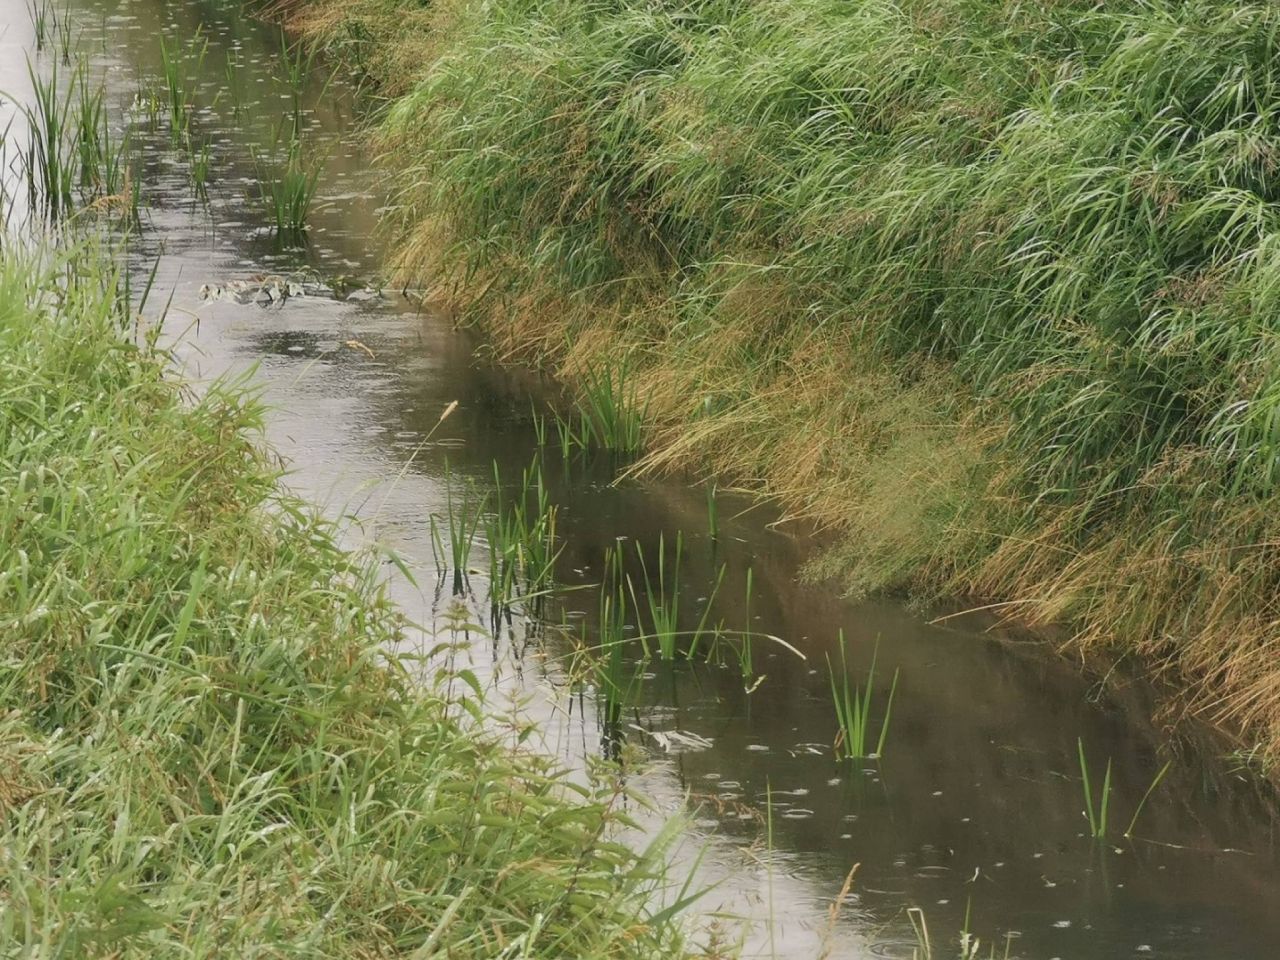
[292, 0, 1280, 758]
[0, 240, 690, 957]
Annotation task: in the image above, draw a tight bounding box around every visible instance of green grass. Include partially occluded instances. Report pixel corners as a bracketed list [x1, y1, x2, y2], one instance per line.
[252, 132, 322, 238]
[484, 456, 561, 613]
[826, 634, 899, 760]
[158, 33, 206, 134]
[1077, 738, 1114, 839]
[592, 547, 641, 751]
[0, 238, 694, 958]
[1077, 739, 1174, 839]
[12, 59, 136, 223]
[19, 59, 76, 220]
[576, 359, 646, 456]
[26, 0, 52, 50]
[296, 0, 1280, 757]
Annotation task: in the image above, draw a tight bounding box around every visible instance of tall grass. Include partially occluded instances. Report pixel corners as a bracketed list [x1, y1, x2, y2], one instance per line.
[26, 0, 52, 50]
[593, 546, 641, 751]
[299, 0, 1280, 757]
[0, 238, 692, 958]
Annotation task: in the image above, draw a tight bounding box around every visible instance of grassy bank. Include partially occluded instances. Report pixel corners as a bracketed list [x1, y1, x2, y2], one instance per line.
[291, 0, 1280, 758]
[0, 239, 689, 956]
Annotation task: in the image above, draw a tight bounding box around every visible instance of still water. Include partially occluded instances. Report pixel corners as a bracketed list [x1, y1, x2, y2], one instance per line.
[4, 1, 1279, 955]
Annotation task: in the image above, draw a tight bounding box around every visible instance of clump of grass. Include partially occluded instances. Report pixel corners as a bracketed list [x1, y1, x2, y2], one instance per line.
[628, 531, 720, 660]
[186, 134, 211, 199]
[1077, 739, 1174, 839]
[430, 462, 485, 595]
[593, 547, 642, 753]
[158, 33, 207, 135]
[630, 531, 683, 660]
[13, 58, 141, 228]
[223, 46, 245, 120]
[484, 455, 561, 614]
[252, 132, 322, 238]
[0, 237, 693, 958]
[53, 1, 75, 65]
[827, 633, 898, 760]
[19, 59, 76, 221]
[277, 30, 325, 138]
[576, 358, 646, 455]
[1077, 738, 1114, 839]
[26, 0, 52, 50]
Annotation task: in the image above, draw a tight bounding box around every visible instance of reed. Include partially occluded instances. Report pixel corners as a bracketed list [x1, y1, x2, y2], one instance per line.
[224, 47, 245, 119]
[26, 0, 52, 50]
[439, 464, 485, 594]
[53, 2, 75, 65]
[158, 32, 207, 134]
[827, 633, 898, 760]
[186, 134, 211, 199]
[1077, 739, 1114, 839]
[277, 32, 318, 137]
[484, 456, 561, 611]
[740, 565, 754, 678]
[72, 68, 103, 188]
[589, 546, 646, 755]
[554, 409, 590, 458]
[706, 482, 719, 541]
[576, 358, 646, 455]
[252, 133, 322, 237]
[1077, 740, 1173, 839]
[20, 59, 77, 220]
[630, 532, 682, 660]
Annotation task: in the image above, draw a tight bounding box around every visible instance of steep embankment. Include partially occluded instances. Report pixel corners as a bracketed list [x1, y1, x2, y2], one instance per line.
[296, 0, 1280, 759]
[0, 239, 688, 956]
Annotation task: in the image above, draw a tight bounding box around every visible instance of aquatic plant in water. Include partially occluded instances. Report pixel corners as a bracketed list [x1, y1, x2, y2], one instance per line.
[575, 358, 646, 455]
[1078, 739, 1173, 839]
[252, 134, 322, 238]
[827, 632, 898, 760]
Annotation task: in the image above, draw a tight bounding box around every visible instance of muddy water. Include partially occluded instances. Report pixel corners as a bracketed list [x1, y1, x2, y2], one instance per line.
[9, 0, 1280, 956]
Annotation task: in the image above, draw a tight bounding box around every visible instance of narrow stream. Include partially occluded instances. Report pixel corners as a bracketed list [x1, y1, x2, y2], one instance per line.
[6, 1, 1280, 956]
